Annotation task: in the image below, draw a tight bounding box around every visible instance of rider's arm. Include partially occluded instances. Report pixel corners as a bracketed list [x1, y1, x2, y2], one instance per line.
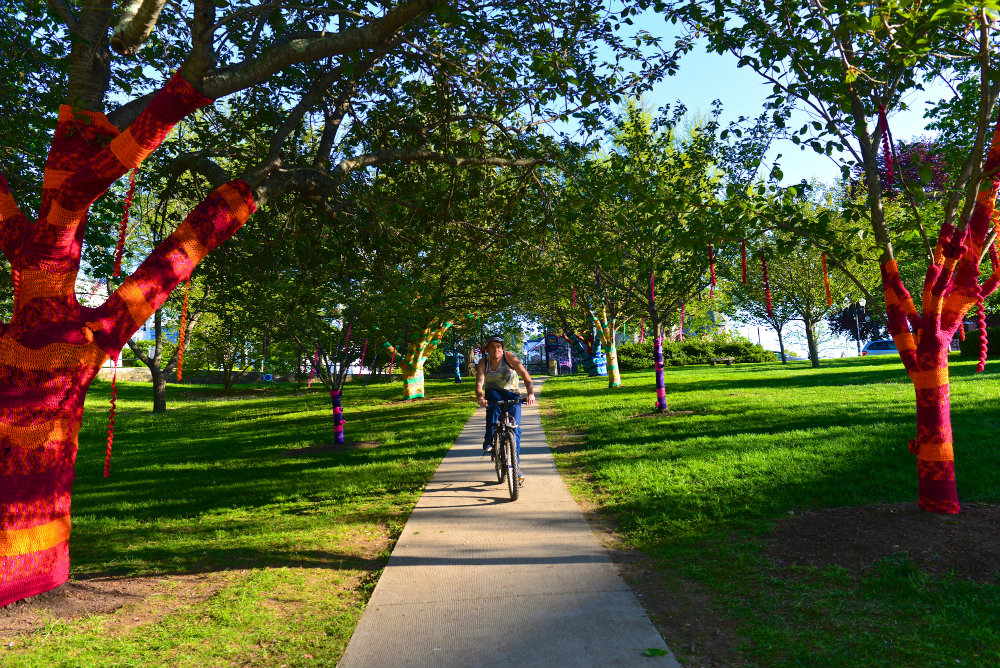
[505, 351, 536, 403]
[475, 358, 487, 406]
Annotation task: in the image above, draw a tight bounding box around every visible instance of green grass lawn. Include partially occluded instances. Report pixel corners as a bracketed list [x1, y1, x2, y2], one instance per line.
[540, 356, 1000, 668]
[2, 378, 477, 668]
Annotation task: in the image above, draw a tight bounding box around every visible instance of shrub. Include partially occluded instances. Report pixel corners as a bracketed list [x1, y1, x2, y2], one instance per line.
[958, 327, 1000, 359]
[614, 335, 775, 369]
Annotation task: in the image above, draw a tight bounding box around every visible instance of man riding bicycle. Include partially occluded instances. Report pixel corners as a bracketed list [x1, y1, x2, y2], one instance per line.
[475, 335, 536, 483]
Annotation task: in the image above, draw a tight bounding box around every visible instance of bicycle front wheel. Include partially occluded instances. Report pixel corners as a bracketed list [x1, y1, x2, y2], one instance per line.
[494, 432, 505, 483]
[504, 432, 519, 501]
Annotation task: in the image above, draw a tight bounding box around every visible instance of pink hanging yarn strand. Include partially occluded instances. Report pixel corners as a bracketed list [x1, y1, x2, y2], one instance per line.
[359, 339, 368, 376]
[307, 348, 318, 388]
[104, 353, 119, 478]
[741, 239, 748, 284]
[388, 350, 397, 375]
[878, 105, 894, 182]
[679, 303, 685, 342]
[343, 321, 352, 351]
[977, 295, 989, 373]
[822, 253, 832, 307]
[761, 253, 773, 318]
[572, 286, 576, 307]
[708, 244, 716, 299]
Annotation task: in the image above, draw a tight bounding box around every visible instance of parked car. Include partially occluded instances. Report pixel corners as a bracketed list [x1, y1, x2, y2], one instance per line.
[862, 340, 898, 356]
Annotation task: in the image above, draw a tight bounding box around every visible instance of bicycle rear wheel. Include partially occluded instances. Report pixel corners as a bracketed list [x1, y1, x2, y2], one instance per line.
[504, 432, 519, 501]
[494, 432, 505, 483]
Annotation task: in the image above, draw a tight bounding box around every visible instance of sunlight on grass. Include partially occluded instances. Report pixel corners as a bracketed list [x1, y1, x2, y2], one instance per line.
[3, 379, 477, 667]
[541, 356, 1000, 668]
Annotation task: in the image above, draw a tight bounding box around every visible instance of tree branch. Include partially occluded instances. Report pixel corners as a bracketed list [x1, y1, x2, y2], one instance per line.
[47, 0, 78, 32]
[110, 0, 168, 56]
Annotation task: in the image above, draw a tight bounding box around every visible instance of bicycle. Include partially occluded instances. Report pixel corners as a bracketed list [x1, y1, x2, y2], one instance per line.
[485, 396, 526, 501]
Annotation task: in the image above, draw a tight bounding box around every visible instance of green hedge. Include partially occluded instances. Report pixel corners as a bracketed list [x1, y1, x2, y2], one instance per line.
[958, 326, 1000, 358]
[616, 338, 776, 370]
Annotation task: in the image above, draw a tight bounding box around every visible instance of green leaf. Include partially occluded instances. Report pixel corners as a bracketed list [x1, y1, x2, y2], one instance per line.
[643, 648, 668, 657]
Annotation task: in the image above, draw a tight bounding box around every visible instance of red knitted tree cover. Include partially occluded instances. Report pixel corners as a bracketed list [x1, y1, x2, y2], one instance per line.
[881, 115, 1000, 514]
[0, 72, 256, 607]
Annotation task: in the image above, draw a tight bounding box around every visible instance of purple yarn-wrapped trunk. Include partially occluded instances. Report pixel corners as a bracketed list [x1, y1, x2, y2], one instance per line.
[653, 337, 667, 412]
[330, 389, 345, 444]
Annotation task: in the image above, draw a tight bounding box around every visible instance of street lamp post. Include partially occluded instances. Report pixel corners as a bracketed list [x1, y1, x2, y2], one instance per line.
[854, 298, 867, 355]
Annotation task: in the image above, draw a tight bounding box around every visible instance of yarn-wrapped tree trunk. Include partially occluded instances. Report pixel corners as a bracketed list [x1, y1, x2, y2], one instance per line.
[383, 319, 453, 399]
[0, 73, 255, 607]
[587, 305, 621, 388]
[561, 330, 602, 376]
[881, 136, 1000, 513]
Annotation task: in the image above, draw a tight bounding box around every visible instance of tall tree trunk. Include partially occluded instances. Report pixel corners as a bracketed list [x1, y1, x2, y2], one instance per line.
[775, 325, 787, 363]
[653, 322, 667, 412]
[384, 319, 452, 400]
[591, 305, 621, 388]
[0, 73, 255, 607]
[330, 389, 345, 444]
[151, 367, 168, 413]
[804, 318, 820, 368]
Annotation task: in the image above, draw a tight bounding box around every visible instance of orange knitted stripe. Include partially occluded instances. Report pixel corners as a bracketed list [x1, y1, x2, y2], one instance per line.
[891, 332, 916, 354]
[918, 441, 954, 462]
[16, 269, 76, 303]
[42, 169, 73, 193]
[56, 105, 119, 135]
[171, 220, 210, 266]
[116, 276, 156, 327]
[0, 339, 104, 372]
[910, 367, 949, 391]
[0, 419, 76, 451]
[218, 183, 253, 223]
[0, 516, 71, 557]
[46, 199, 86, 230]
[110, 128, 155, 169]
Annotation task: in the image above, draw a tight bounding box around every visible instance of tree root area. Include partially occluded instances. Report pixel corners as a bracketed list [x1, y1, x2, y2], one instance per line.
[765, 502, 1000, 581]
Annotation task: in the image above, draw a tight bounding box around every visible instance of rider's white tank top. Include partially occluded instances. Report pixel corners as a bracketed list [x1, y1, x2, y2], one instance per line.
[484, 353, 519, 392]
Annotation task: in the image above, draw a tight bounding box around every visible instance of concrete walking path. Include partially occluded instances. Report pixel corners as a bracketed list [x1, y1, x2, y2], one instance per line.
[338, 379, 680, 668]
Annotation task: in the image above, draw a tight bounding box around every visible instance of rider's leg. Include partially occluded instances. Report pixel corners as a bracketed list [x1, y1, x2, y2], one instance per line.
[483, 388, 501, 451]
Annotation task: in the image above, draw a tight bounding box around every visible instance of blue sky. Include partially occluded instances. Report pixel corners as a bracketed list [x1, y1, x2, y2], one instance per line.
[618, 14, 951, 187]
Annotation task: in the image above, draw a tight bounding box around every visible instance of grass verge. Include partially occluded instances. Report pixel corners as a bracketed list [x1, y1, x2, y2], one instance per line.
[540, 356, 1000, 668]
[2, 378, 477, 667]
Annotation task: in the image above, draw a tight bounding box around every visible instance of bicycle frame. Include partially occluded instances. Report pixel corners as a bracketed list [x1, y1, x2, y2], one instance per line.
[487, 396, 525, 501]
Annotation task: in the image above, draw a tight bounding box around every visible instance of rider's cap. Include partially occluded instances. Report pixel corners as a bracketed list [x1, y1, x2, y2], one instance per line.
[486, 335, 504, 345]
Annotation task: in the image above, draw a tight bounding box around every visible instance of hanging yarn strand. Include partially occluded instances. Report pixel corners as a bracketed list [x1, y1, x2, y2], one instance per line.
[821, 253, 832, 307]
[104, 352, 120, 478]
[113, 168, 138, 278]
[741, 239, 748, 284]
[761, 252, 773, 318]
[176, 278, 191, 381]
[679, 303, 685, 342]
[640, 316, 646, 343]
[977, 294, 989, 373]
[708, 244, 716, 299]
[877, 105, 894, 183]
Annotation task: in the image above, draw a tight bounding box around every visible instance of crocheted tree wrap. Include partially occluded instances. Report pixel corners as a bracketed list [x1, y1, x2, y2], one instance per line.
[0, 72, 256, 607]
[384, 320, 453, 400]
[330, 390, 345, 445]
[652, 337, 667, 412]
[589, 306, 620, 388]
[878, 118, 1000, 514]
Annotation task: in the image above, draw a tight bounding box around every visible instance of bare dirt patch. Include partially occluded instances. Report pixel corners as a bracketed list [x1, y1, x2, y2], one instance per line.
[630, 410, 696, 419]
[282, 441, 381, 457]
[765, 502, 1000, 581]
[0, 572, 231, 638]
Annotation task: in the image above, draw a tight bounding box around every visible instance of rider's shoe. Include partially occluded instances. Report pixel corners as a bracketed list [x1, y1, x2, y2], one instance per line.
[517, 472, 525, 486]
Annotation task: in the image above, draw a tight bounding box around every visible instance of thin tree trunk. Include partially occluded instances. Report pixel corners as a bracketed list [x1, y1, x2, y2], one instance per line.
[804, 318, 820, 368]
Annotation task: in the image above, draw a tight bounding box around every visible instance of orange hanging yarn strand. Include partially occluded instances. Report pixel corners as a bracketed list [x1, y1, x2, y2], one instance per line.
[104, 353, 119, 478]
[176, 278, 191, 381]
[821, 253, 832, 306]
[113, 168, 138, 278]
